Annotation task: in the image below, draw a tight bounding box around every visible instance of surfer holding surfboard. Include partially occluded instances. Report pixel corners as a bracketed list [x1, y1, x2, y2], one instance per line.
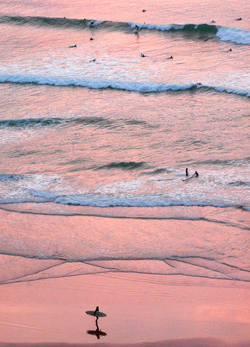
[86, 307, 107, 339]
[86, 306, 107, 322]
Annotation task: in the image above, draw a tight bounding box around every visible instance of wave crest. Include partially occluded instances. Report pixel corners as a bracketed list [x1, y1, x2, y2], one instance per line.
[96, 161, 148, 171]
[1, 75, 249, 97]
[0, 117, 62, 128]
[1, 15, 249, 45]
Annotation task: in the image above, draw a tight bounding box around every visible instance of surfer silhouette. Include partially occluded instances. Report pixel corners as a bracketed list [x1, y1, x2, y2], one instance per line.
[193, 171, 199, 177]
[94, 306, 99, 322]
[134, 25, 140, 35]
[186, 168, 189, 177]
[86, 306, 107, 324]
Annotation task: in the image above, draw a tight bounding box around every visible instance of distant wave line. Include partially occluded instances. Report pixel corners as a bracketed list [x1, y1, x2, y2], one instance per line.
[0, 15, 249, 45]
[0, 116, 115, 129]
[0, 75, 249, 98]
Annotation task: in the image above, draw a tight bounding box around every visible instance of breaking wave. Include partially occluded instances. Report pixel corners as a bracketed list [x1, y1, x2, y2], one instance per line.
[0, 15, 249, 45]
[0, 117, 63, 128]
[0, 75, 249, 97]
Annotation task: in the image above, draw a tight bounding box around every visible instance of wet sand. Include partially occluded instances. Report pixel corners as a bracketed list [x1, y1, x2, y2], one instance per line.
[0, 272, 249, 346]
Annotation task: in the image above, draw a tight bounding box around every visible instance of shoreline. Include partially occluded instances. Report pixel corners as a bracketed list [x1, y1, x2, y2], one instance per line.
[0, 272, 249, 346]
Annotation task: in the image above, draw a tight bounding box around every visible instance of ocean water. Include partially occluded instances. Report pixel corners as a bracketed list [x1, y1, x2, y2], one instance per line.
[0, 0, 249, 286]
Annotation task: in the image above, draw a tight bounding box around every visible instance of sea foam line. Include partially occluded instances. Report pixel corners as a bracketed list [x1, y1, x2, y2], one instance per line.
[0, 75, 249, 97]
[216, 26, 250, 45]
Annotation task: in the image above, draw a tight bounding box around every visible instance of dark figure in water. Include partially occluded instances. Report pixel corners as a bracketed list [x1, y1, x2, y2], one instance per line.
[186, 168, 189, 177]
[193, 171, 199, 177]
[94, 306, 99, 322]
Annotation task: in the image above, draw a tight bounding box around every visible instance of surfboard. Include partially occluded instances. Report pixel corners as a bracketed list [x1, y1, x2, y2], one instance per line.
[182, 176, 193, 181]
[86, 310, 107, 318]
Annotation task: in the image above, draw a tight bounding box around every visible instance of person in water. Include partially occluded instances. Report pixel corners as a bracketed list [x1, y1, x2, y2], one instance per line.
[186, 168, 189, 177]
[193, 171, 199, 177]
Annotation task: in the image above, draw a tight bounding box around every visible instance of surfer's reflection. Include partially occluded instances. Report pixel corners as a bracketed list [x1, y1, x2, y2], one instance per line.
[87, 320, 107, 340]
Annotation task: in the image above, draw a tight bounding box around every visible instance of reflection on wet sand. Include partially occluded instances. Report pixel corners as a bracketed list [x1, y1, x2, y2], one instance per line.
[87, 320, 107, 340]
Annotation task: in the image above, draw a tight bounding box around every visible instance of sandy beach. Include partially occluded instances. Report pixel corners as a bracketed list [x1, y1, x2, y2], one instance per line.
[0, 205, 250, 346]
[0, 271, 249, 347]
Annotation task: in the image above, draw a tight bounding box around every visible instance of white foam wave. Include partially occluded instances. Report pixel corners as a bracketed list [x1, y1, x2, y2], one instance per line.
[0, 74, 249, 97]
[129, 22, 174, 31]
[129, 22, 250, 45]
[217, 27, 250, 45]
[0, 74, 194, 91]
[0, 188, 247, 210]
